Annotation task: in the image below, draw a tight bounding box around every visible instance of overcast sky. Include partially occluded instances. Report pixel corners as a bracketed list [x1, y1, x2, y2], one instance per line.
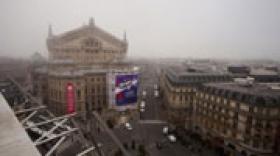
[0, 0, 280, 60]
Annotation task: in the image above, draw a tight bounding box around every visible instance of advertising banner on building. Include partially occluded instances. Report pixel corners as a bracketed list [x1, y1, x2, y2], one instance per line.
[66, 83, 75, 113]
[115, 74, 138, 106]
[107, 72, 138, 111]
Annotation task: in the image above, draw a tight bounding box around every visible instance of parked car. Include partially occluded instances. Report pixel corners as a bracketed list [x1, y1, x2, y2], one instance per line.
[124, 122, 133, 131]
[154, 84, 158, 90]
[162, 126, 169, 135]
[140, 101, 145, 108]
[140, 108, 145, 112]
[167, 134, 177, 143]
[142, 90, 147, 97]
[154, 90, 159, 97]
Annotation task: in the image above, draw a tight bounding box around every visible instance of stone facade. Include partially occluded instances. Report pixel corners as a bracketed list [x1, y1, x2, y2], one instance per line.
[46, 70, 109, 115]
[159, 67, 232, 127]
[193, 83, 280, 156]
[33, 18, 133, 118]
[47, 18, 127, 65]
[160, 67, 280, 156]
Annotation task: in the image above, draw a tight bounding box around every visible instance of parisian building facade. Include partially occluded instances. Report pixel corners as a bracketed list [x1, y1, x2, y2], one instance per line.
[160, 67, 280, 156]
[160, 67, 233, 127]
[193, 83, 280, 156]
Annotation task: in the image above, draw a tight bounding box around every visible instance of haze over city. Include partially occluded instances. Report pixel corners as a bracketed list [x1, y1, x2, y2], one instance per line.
[0, 0, 280, 60]
[1, 1, 280, 156]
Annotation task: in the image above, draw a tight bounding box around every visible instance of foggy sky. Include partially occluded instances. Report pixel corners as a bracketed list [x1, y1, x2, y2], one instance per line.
[0, 0, 280, 60]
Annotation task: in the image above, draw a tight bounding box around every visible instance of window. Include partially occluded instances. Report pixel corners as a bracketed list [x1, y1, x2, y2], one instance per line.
[262, 108, 268, 116]
[217, 97, 221, 103]
[240, 103, 249, 112]
[58, 91, 61, 100]
[211, 95, 214, 101]
[77, 90, 81, 100]
[230, 101, 236, 108]
[223, 99, 227, 104]
[270, 109, 278, 116]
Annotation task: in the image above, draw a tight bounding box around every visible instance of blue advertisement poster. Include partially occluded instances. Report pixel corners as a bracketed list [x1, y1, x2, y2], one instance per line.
[115, 74, 138, 106]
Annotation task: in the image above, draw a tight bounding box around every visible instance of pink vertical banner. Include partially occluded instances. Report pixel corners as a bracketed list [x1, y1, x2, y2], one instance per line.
[66, 83, 75, 113]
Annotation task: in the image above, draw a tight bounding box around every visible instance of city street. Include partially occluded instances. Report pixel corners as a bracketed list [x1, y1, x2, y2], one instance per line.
[89, 63, 219, 156]
[92, 119, 195, 156]
[138, 64, 162, 120]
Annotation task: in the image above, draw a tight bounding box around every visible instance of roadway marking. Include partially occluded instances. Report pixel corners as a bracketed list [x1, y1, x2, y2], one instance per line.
[138, 120, 167, 124]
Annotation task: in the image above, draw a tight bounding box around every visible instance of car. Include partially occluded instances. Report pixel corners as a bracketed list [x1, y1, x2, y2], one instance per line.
[140, 108, 145, 112]
[154, 90, 159, 97]
[154, 84, 158, 90]
[167, 134, 176, 143]
[140, 101, 145, 108]
[124, 122, 133, 131]
[162, 126, 169, 135]
[142, 90, 147, 97]
[96, 143, 103, 148]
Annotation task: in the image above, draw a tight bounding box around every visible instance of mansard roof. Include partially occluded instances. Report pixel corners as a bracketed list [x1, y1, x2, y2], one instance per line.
[202, 82, 280, 107]
[165, 67, 233, 86]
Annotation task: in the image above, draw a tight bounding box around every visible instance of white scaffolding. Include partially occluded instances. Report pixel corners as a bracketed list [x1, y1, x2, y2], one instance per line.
[5, 77, 96, 156]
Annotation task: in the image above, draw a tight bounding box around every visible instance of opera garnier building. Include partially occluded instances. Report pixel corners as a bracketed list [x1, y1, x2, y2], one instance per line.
[32, 18, 137, 119]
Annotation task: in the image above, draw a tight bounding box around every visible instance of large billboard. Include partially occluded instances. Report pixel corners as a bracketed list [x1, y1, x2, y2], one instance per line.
[115, 74, 138, 106]
[108, 73, 138, 111]
[66, 83, 75, 114]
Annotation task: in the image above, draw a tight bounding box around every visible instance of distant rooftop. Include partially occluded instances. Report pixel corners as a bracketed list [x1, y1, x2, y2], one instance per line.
[250, 68, 278, 76]
[203, 82, 280, 106]
[165, 66, 232, 85]
[206, 82, 280, 97]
